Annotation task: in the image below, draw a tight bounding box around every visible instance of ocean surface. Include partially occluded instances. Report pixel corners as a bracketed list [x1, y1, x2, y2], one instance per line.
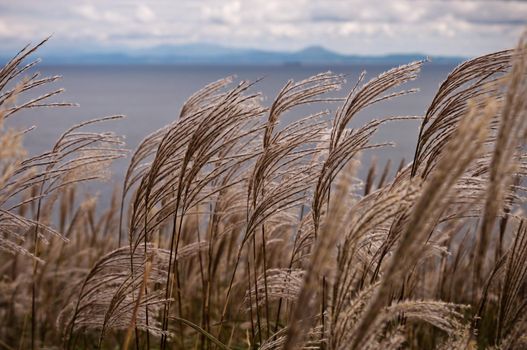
[10, 63, 456, 204]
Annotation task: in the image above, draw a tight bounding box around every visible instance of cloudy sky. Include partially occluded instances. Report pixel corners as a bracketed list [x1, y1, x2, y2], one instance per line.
[0, 0, 526, 56]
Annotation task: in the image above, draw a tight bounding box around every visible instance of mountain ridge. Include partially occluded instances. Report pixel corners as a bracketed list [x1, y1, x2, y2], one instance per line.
[0, 43, 466, 65]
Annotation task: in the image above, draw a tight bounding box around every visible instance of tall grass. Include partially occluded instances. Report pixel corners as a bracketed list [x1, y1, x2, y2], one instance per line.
[0, 34, 526, 349]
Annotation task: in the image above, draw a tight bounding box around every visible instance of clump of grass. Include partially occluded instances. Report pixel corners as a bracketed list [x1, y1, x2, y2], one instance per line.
[0, 33, 527, 350]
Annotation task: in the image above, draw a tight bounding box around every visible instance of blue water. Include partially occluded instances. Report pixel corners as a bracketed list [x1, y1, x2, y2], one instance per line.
[10, 63, 456, 202]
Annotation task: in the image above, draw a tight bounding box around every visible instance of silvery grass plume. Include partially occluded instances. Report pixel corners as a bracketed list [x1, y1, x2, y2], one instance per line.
[0, 38, 75, 262]
[349, 71, 495, 350]
[1, 31, 527, 350]
[0, 39, 126, 350]
[59, 241, 206, 349]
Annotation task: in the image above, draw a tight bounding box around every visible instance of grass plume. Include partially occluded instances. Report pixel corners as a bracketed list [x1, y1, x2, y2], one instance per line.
[0, 33, 527, 350]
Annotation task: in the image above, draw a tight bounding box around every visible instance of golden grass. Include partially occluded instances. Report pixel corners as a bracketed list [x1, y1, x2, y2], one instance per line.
[1, 33, 527, 349]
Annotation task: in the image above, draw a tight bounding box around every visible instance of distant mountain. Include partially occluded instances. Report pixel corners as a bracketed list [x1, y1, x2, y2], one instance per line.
[0, 43, 465, 65]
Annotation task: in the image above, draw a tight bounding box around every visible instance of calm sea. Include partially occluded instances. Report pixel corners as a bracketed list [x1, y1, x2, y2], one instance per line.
[10, 64, 456, 203]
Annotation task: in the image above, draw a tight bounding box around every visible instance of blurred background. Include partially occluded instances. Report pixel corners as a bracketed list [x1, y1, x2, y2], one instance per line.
[1, 0, 525, 58]
[1, 0, 526, 197]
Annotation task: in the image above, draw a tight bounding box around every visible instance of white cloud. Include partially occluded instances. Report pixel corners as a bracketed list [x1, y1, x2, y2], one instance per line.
[268, 23, 302, 39]
[0, 0, 525, 56]
[74, 4, 98, 21]
[0, 20, 8, 37]
[136, 4, 156, 23]
[72, 3, 126, 23]
[201, 0, 242, 25]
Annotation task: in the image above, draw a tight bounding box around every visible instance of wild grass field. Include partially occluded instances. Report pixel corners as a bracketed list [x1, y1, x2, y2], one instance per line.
[0, 34, 526, 349]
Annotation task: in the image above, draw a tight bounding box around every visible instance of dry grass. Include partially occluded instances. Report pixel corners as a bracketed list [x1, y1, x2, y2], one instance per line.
[1, 33, 527, 349]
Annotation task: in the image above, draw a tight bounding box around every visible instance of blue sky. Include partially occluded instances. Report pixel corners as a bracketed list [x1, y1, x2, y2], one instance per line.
[0, 0, 526, 56]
